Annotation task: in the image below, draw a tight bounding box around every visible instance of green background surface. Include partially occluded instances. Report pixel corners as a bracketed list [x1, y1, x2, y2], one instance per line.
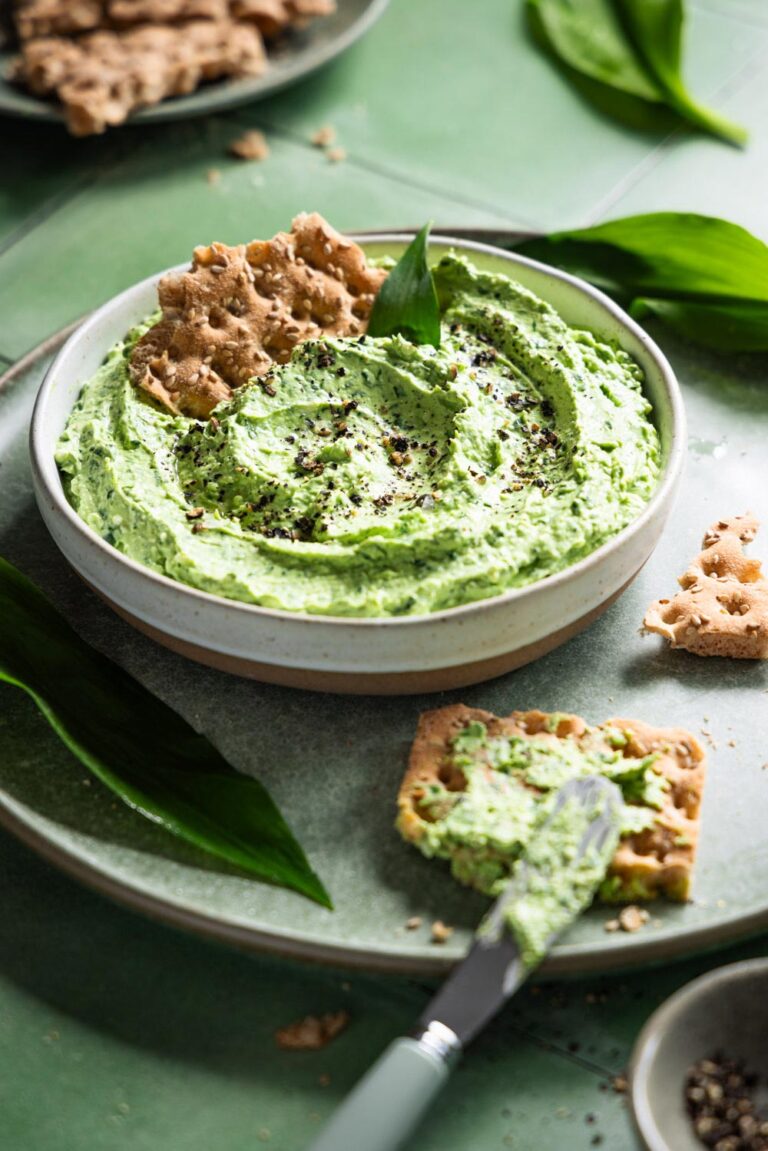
[1, 0, 768, 1147]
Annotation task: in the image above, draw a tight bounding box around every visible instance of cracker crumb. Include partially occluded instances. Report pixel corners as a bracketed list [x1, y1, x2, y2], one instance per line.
[612, 1074, 629, 1094]
[618, 905, 650, 934]
[206, 168, 221, 185]
[431, 920, 453, 944]
[405, 916, 422, 931]
[229, 129, 270, 161]
[311, 124, 336, 147]
[275, 1010, 350, 1050]
[603, 918, 620, 933]
[326, 146, 347, 163]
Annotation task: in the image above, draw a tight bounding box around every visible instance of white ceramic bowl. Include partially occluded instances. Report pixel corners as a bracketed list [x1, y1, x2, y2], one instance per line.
[30, 235, 685, 694]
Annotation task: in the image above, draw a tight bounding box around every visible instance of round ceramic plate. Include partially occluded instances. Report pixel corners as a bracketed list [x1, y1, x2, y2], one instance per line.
[1, 249, 767, 976]
[0, 0, 389, 127]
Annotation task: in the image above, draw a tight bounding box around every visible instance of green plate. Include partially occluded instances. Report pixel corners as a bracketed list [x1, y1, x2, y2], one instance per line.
[0, 0, 389, 128]
[1, 298, 767, 977]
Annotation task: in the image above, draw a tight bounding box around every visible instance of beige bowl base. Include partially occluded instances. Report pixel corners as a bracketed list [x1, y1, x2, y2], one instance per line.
[87, 576, 634, 695]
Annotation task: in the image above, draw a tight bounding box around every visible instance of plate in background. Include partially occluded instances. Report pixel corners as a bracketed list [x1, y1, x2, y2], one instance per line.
[0, 237, 767, 975]
[0, 0, 389, 129]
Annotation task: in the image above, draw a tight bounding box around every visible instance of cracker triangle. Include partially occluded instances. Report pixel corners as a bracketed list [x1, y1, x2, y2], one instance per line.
[644, 514, 768, 659]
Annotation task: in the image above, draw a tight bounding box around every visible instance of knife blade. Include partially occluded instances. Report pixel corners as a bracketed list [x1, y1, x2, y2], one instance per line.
[308, 775, 623, 1151]
[417, 774, 622, 1047]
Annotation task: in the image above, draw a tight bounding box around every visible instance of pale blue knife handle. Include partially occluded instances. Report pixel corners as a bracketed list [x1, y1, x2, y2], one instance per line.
[307, 1033, 456, 1151]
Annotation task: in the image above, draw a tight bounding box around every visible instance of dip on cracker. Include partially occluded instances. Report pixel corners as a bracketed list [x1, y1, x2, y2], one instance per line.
[398, 705, 705, 903]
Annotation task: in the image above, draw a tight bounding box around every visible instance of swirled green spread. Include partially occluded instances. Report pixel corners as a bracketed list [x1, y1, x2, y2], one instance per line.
[57, 255, 661, 617]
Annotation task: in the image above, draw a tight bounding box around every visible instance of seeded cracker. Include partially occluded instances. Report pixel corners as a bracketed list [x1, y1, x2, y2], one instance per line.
[231, 0, 336, 39]
[398, 706, 706, 903]
[13, 3, 229, 41]
[12, 0, 335, 40]
[13, 19, 267, 135]
[130, 212, 387, 417]
[644, 514, 768, 659]
[13, 0, 106, 40]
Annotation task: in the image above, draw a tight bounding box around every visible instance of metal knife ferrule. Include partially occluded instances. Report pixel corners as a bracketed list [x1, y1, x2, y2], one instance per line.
[409, 1020, 462, 1068]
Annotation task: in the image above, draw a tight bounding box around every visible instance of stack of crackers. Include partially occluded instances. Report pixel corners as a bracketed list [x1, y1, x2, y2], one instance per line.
[9, 0, 336, 135]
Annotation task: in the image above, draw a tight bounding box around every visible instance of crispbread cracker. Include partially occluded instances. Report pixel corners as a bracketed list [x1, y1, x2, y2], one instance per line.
[13, 1, 229, 40]
[109, 0, 229, 24]
[13, 19, 266, 135]
[231, 0, 336, 38]
[130, 212, 387, 417]
[397, 704, 706, 903]
[12, 0, 333, 39]
[644, 514, 768, 659]
[14, 0, 105, 40]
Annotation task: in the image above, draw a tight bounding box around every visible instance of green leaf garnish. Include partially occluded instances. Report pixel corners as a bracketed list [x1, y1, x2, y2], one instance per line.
[0, 555, 331, 908]
[526, 0, 746, 146]
[367, 222, 441, 347]
[517, 212, 768, 352]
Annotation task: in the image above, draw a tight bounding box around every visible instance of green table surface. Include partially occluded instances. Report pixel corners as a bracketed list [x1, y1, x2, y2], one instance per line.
[1, 1, 767, 1147]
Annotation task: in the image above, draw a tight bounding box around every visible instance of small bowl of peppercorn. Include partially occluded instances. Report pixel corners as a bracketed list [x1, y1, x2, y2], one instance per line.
[630, 958, 768, 1151]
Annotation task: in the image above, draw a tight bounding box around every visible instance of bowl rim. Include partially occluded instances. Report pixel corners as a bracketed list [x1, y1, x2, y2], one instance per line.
[629, 957, 768, 1151]
[31, 231, 686, 629]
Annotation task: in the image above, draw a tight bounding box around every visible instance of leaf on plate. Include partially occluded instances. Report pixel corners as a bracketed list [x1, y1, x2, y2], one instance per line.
[516, 212, 768, 351]
[367, 222, 441, 347]
[526, 0, 746, 146]
[0, 555, 331, 908]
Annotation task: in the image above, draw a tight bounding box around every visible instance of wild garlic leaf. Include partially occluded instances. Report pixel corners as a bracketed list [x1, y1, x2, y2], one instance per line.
[617, 0, 747, 146]
[630, 298, 768, 352]
[521, 213, 768, 302]
[517, 212, 768, 352]
[527, 0, 746, 146]
[0, 555, 331, 908]
[528, 0, 661, 99]
[367, 222, 441, 347]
